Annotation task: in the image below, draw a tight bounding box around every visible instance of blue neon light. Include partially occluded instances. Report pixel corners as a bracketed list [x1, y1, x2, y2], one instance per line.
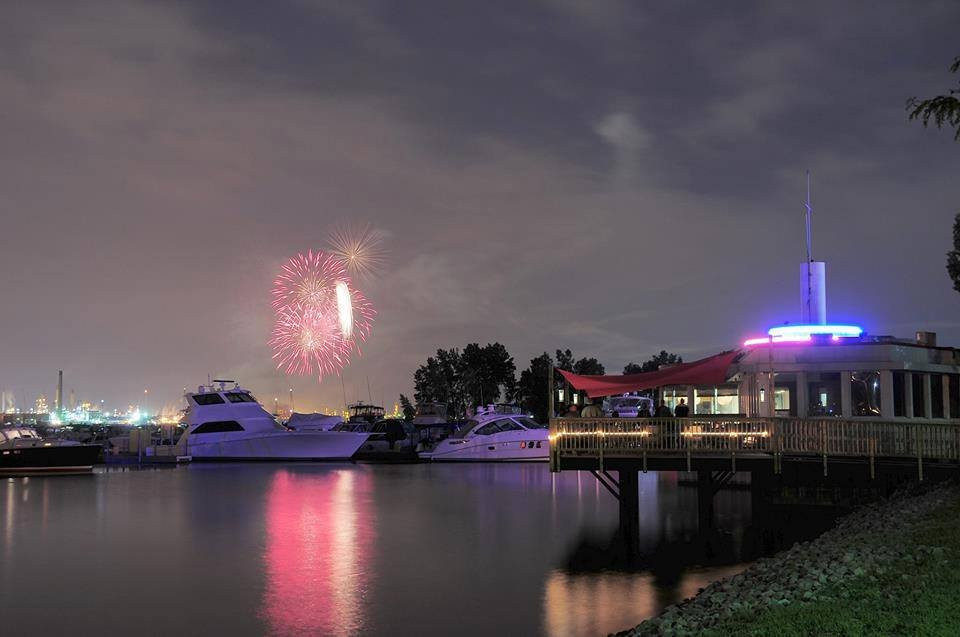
[767, 324, 863, 339]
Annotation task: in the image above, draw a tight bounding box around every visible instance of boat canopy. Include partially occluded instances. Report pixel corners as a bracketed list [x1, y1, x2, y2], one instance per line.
[556, 350, 742, 398]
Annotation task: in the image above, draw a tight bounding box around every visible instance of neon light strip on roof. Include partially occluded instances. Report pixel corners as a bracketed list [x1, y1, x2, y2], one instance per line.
[742, 324, 863, 347]
[767, 324, 862, 338]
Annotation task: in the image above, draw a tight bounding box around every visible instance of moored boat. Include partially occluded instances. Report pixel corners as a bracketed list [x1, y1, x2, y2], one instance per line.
[423, 404, 549, 462]
[0, 426, 101, 475]
[179, 380, 368, 460]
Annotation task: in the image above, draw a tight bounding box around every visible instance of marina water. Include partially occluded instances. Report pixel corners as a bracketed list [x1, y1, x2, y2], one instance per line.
[1, 464, 839, 636]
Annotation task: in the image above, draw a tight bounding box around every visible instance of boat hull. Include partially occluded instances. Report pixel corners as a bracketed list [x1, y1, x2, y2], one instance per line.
[185, 431, 369, 460]
[425, 434, 549, 462]
[0, 444, 101, 475]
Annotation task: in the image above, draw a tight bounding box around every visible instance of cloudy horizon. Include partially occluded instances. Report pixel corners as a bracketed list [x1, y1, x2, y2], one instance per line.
[2, 0, 959, 413]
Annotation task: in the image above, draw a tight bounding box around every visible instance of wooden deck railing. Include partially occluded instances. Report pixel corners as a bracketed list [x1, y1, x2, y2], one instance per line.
[549, 416, 960, 474]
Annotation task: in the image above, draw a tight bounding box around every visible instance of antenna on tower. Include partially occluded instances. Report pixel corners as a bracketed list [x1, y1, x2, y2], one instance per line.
[804, 169, 813, 263]
[799, 170, 827, 325]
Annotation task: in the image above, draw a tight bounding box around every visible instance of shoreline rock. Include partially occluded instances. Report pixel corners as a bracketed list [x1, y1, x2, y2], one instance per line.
[615, 481, 957, 636]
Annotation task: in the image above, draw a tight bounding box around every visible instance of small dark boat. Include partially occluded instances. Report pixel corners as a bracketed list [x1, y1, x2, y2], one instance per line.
[0, 426, 101, 475]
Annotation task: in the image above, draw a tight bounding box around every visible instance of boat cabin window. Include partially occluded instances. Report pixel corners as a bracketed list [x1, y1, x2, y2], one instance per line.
[474, 423, 500, 436]
[513, 416, 547, 429]
[193, 393, 226, 406]
[454, 420, 480, 437]
[472, 419, 522, 435]
[225, 392, 257, 403]
[193, 420, 245, 434]
[493, 418, 523, 432]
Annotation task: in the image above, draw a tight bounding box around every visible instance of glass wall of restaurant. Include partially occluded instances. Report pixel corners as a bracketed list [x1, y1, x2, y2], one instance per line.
[661, 386, 739, 415]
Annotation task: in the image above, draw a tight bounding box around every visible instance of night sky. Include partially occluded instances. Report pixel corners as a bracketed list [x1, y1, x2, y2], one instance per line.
[2, 1, 958, 413]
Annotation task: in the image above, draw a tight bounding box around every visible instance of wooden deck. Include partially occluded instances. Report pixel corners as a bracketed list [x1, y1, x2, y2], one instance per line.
[549, 416, 960, 478]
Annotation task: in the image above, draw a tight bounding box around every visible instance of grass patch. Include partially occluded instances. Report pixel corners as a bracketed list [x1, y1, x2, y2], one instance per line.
[703, 495, 960, 636]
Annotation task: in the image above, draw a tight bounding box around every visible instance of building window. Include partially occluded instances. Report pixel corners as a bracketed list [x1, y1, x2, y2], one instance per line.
[690, 387, 740, 415]
[716, 386, 740, 414]
[694, 388, 715, 415]
[893, 372, 906, 417]
[661, 388, 680, 413]
[808, 373, 841, 416]
[932, 375, 944, 419]
[912, 373, 924, 418]
[951, 375, 959, 419]
[774, 388, 790, 412]
[851, 372, 881, 417]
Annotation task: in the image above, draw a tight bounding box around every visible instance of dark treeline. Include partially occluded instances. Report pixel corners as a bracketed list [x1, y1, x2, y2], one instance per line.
[405, 344, 682, 422]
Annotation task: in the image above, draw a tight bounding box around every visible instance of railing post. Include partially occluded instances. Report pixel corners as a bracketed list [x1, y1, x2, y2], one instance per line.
[598, 427, 604, 473]
[549, 418, 562, 473]
[916, 425, 923, 482]
[869, 436, 875, 480]
[820, 420, 828, 477]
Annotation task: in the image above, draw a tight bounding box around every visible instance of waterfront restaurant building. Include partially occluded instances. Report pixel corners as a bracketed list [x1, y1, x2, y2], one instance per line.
[559, 326, 960, 424]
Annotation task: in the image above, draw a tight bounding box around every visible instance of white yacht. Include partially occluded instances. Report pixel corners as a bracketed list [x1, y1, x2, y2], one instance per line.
[422, 405, 549, 462]
[178, 381, 369, 460]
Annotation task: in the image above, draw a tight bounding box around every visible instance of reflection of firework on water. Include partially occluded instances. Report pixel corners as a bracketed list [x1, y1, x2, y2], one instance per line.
[270, 250, 376, 379]
[327, 223, 387, 281]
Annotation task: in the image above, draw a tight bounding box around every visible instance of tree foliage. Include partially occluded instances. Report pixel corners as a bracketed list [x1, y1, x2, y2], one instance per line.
[412, 343, 516, 418]
[623, 350, 683, 375]
[907, 56, 960, 141]
[517, 352, 554, 423]
[949, 213, 960, 295]
[398, 394, 416, 421]
[515, 349, 606, 422]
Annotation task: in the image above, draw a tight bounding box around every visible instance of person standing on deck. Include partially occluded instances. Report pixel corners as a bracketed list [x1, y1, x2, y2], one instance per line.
[580, 398, 603, 418]
[674, 398, 690, 417]
[655, 401, 672, 417]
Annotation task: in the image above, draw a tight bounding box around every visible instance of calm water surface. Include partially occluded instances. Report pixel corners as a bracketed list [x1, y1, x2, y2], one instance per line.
[1, 463, 827, 636]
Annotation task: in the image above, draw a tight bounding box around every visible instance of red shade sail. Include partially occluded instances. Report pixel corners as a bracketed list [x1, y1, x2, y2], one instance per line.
[556, 350, 741, 398]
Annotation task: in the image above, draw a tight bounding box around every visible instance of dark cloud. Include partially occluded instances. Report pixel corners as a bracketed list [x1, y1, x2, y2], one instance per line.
[1, 0, 958, 412]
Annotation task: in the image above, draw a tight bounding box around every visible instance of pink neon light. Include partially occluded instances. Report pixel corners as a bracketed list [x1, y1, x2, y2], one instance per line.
[743, 335, 814, 346]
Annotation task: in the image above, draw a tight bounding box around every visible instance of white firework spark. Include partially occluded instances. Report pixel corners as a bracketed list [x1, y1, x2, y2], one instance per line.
[327, 223, 388, 281]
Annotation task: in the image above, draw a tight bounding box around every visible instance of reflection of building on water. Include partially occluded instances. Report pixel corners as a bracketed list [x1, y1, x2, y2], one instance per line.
[261, 469, 373, 636]
[542, 565, 745, 636]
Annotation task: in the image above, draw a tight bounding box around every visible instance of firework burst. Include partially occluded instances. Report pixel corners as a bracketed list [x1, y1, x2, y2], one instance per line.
[326, 223, 388, 281]
[269, 250, 376, 380]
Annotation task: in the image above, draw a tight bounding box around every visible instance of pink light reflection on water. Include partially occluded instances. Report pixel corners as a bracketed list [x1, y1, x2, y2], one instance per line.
[260, 469, 374, 636]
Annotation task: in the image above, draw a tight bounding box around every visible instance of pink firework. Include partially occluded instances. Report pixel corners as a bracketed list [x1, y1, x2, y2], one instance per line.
[272, 250, 347, 314]
[269, 250, 376, 379]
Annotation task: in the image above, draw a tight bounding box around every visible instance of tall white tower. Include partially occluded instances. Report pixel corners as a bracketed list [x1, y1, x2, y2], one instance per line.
[801, 171, 826, 324]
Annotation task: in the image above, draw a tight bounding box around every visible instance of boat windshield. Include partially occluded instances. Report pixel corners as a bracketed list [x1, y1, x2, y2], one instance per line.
[454, 420, 479, 438]
[514, 417, 547, 429]
[224, 392, 257, 403]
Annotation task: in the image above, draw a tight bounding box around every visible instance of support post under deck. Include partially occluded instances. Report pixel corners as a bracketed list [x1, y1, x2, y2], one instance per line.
[697, 470, 715, 532]
[619, 469, 640, 558]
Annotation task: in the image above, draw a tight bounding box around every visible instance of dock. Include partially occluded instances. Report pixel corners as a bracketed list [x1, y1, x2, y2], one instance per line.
[549, 415, 960, 554]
